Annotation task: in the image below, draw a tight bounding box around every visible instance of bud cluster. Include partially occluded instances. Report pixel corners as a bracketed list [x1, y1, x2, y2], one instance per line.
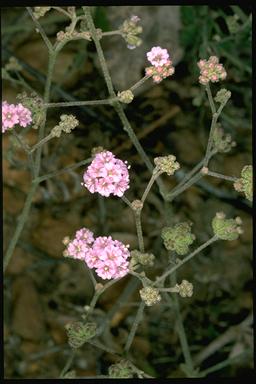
[233, 165, 252, 202]
[120, 15, 142, 49]
[5, 57, 22, 72]
[108, 359, 134, 378]
[16, 91, 44, 130]
[139, 286, 161, 306]
[65, 321, 97, 349]
[175, 280, 193, 298]
[161, 222, 195, 255]
[212, 125, 236, 153]
[51, 114, 79, 138]
[212, 212, 243, 241]
[197, 56, 227, 85]
[117, 90, 134, 104]
[33, 7, 51, 19]
[56, 30, 91, 43]
[154, 155, 180, 176]
[130, 249, 155, 269]
[214, 88, 231, 104]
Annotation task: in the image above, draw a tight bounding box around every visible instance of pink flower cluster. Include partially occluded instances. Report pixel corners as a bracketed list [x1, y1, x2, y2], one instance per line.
[2, 101, 32, 133]
[64, 228, 130, 280]
[145, 46, 175, 83]
[197, 56, 227, 85]
[82, 151, 130, 197]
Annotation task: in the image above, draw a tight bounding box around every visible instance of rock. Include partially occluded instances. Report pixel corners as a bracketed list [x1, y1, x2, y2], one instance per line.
[100, 6, 183, 92]
[12, 276, 46, 341]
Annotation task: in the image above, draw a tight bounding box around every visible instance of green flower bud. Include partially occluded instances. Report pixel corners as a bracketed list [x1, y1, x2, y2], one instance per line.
[212, 125, 236, 153]
[154, 155, 180, 176]
[51, 114, 79, 137]
[16, 91, 44, 130]
[161, 222, 195, 255]
[33, 7, 51, 19]
[125, 34, 142, 48]
[214, 88, 231, 104]
[139, 286, 161, 306]
[176, 280, 193, 298]
[5, 57, 22, 72]
[117, 90, 134, 104]
[108, 360, 134, 378]
[212, 212, 243, 241]
[234, 165, 253, 202]
[130, 250, 155, 268]
[65, 321, 97, 349]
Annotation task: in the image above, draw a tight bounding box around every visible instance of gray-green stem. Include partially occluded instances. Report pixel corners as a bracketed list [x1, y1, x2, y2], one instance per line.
[154, 235, 218, 286]
[124, 301, 145, 352]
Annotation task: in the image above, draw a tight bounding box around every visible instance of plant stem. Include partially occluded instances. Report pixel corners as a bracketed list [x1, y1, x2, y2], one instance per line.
[102, 30, 122, 37]
[26, 7, 53, 53]
[130, 75, 151, 92]
[166, 172, 203, 202]
[134, 211, 145, 252]
[170, 273, 195, 374]
[124, 301, 145, 352]
[29, 132, 54, 154]
[44, 98, 116, 108]
[154, 235, 218, 286]
[59, 349, 76, 377]
[120, 195, 133, 209]
[206, 170, 238, 182]
[33, 157, 92, 184]
[141, 170, 161, 203]
[4, 16, 58, 273]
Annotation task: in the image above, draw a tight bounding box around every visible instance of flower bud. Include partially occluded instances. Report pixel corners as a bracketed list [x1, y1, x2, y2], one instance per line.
[65, 321, 97, 349]
[130, 250, 155, 268]
[108, 360, 134, 378]
[176, 280, 193, 298]
[51, 114, 79, 137]
[214, 88, 231, 104]
[154, 155, 180, 176]
[33, 7, 51, 19]
[117, 90, 134, 104]
[212, 125, 236, 153]
[212, 212, 243, 241]
[161, 222, 195, 255]
[139, 286, 161, 306]
[233, 165, 252, 202]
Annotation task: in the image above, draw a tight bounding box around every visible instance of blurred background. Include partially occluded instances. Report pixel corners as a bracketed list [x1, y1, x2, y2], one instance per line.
[2, 6, 252, 378]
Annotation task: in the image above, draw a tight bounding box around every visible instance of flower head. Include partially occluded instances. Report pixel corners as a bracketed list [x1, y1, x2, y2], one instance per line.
[2, 101, 19, 132]
[82, 151, 130, 197]
[147, 46, 169, 67]
[64, 227, 95, 260]
[197, 56, 227, 85]
[15, 103, 32, 127]
[145, 48, 174, 84]
[90, 236, 130, 280]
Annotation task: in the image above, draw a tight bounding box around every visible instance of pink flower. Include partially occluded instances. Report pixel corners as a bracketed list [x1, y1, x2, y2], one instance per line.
[197, 56, 227, 85]
[75, 227, 94, 244]
[66, 238, 89, 260]
[15, 103, 32, 127]
[147, 46, 169, 67]
[82, 151, 130, 197]
[2, 101, 19, 132]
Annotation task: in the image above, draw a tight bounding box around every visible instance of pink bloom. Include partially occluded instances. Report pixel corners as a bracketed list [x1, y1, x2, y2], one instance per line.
[75, 227, 94, 244]
[147, 46, 169, 67]
[2, 101, 19, 132]
[15, 103, 32, 127]
[66, 238, 89, 260]
[82, 151, 130, 197]
[197, 56, 227, 85]
[87, 236, 130, 280]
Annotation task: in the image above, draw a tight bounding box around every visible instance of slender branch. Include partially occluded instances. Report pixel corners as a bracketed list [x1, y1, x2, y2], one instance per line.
[32, 157, 92, 184]
[59, 349, 76, 377]
[134, 211, 145, 252]
[166, 172, 203, 202]
[130, 75, 151, 92]
[206, 170, 238, 182]
[83, 7, 115, 97]
[124, 301, 145, 352]
[154, 235, 218, 286]
[102, 30, 122, 37]
[141, 170, 161, 203]
[26, 7, 53, 53]
[52, 6, 72, 19]
[44, 98, 116, 108]
[121, 195, 133, 209]
[29, 132, 54, 154]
